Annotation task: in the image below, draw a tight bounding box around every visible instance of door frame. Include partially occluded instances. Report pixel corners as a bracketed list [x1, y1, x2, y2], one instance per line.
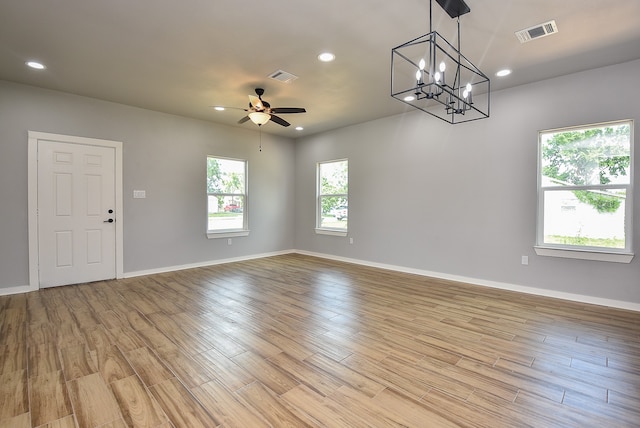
[28, 131, 124, 290]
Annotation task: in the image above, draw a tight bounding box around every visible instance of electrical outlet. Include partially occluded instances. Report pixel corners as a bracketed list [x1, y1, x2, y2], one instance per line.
[227, 238, 232, 245]
[521, 255, 529, 265]
[133, 190, 146, 199]
[349, 237, 354, 244]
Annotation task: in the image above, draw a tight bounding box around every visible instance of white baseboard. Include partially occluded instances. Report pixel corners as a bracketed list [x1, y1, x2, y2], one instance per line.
[3, 249, 638, 312]
[0, 284, 38, 296]
[294, 250, 640, 312]
[123, 250, 294, 278]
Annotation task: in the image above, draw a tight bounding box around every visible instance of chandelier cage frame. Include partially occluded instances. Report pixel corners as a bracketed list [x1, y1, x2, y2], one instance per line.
[391, 0, 490, 124]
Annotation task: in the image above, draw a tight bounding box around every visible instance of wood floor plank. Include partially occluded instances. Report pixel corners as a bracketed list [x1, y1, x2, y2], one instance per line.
[97, 418, 129, 428]
[106, 326, 148, 353]
[122, 310, 155, 332]
[269, 352, 343, 396]
[304, 352, 386, 398]
[281, 383, 371, 428]
[515, 390, 619, 428]
[456, 357, 566, 403]
[194, 327, 247, 358]
[28, 344, 61, 378]
[385, 354, 476, 400]
[134, 328, 180, 356]
[31, 414, 76, 428]
[231, 351, 299, 395]
[236, 381, 314, 428]
[83, 324, 113, 351]
[94, 345, 135, 384]
[494, 356, 609, 401]
[53, 322, 87, 350]
[0, 412, 30, 428]
[372, 387, 463, 428]
[27, 322, 56, 347]
[125, 347, 173, 388]
[0, 343, 26, 375]
[466, 389, 561, 428]
[421, 388, 516, 428]
[562, 389, 640, 426]
[0, 370, 28, 421]
[67, 372, 123, 428]
[329, 385, 419, 427]
[0, 308, 26, 345]
[224, 325, 284, 359]
[341, 353, 430, 400]
[159, 350, 212, 388]
[59, 344, 98, 381]
[149, 377, 219, 428]
[260, 328, 318, 361]
[192, 380, 270, 428]
[109, 374, 169, 427]
[28, 370, 72, 427]
[191, 347, 255, 392]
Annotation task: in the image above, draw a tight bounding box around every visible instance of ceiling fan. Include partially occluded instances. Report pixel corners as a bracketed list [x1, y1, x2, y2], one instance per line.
[235, 88, 306, 127]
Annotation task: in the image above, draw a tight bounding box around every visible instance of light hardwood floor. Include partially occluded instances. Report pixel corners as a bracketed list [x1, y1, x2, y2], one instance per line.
[1, 253, 640, 427]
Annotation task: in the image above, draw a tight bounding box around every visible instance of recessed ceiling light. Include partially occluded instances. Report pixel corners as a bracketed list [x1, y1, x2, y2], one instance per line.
[214, 106, 225, 111]
[26, 61, 46, 70]
[496, 69, 511, 77]
[295, 126, 304, 131]
[404, 95, 415, 102]
[317, 52, 335, 62]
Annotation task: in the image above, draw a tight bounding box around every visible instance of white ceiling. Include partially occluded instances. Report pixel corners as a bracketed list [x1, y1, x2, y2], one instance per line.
[2, 0, 640, 137]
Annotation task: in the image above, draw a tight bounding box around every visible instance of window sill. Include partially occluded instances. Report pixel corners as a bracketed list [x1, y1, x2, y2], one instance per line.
[315, 228, 348, 237]
[207, 230, 250, 239]
[534, 246, 634, 263]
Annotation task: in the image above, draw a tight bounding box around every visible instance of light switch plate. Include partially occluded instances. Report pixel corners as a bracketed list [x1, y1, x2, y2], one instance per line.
[133, 190, 146, 199]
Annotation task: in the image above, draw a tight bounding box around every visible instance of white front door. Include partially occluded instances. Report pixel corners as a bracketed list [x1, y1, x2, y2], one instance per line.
[37, 139, 117, 288]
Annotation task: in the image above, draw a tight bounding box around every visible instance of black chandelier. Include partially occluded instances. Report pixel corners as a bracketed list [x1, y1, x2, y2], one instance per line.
[391, 0, 490, 124]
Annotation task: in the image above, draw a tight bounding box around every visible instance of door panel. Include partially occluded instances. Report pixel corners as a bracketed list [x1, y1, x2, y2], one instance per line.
[38, 140, 116, 288]
[55, 231, 73, 267]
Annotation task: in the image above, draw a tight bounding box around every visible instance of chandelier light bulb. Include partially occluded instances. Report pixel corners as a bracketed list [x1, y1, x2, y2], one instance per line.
[434, 71, 441, 83]
[466, 82, 472, 92]
[463, 89, 469, 99]
[415, 69, 422, 82]
[439, 61, 446, 72]
[419, 58, 426, 70]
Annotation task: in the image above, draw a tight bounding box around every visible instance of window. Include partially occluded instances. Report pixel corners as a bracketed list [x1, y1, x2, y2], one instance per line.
[536, 120, 634, 262]
[207, 156, 248, 237]
[317, 159, 348, 235]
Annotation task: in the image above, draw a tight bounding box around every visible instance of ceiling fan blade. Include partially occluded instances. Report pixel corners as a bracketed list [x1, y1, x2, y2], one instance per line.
[271, 107, 306, 114]
[238, 116, 250, 124]
[209, 106, 248, 111]
[269, 115, 290, 127]
[249, 95, 263, 110]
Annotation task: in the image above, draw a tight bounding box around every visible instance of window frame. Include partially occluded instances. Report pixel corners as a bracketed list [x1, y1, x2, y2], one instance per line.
[206, 156, 249, 239]
[534, 119, 634, 263]
[316, 158, 349, 236]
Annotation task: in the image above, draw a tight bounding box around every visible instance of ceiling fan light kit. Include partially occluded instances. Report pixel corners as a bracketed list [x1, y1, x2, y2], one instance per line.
[248, 111, 270, 126]
[232, 87, 307, 128]
[391, 0, 490, 124]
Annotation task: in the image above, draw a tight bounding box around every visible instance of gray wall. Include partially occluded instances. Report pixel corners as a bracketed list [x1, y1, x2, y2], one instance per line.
[0, 81, 296, 289]
[294, 59, 640, 305]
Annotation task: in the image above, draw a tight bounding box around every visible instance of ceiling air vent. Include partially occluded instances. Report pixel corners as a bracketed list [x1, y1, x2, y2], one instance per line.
[515, 20, 558, 44]
[268, 69, 299, 83]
